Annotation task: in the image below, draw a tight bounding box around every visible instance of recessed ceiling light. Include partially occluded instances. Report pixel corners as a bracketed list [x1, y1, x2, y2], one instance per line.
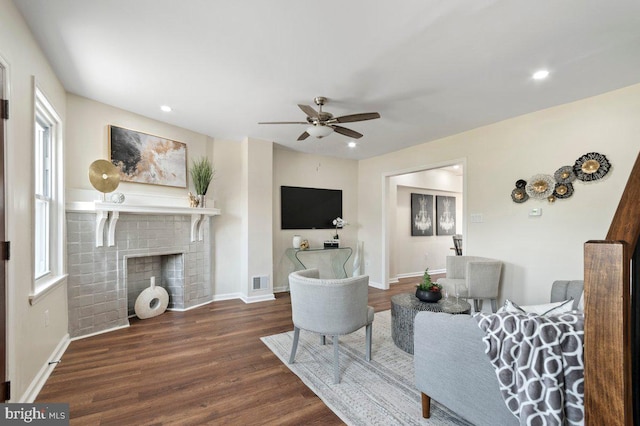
[532, 70, 550, 80]
[348, 141, 357, 148]
[453, 165, 460, 169]
[160, 105, 172, 112]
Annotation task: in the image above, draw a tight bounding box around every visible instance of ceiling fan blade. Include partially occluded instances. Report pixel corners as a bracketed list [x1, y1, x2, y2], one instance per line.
[333, 112, 380, 123]
[332, 125, 363, 139]
[297, 131, 310, 141]
[298, 104, 319, 118]
[258, 121, 308, 124]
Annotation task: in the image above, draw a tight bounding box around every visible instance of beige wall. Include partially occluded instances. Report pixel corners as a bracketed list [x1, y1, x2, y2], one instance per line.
[241, 137, 274, 301]
[64, 95, 256, 302]
[65, 94, 213, 205]
[0, 0, 68, 402]
[359, 83, 640, 305]
[211, 139, 243, 297]
[272, 147, 359, 291]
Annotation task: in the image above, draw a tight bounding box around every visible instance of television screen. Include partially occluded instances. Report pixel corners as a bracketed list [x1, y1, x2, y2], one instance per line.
[281, 186, 342, 229]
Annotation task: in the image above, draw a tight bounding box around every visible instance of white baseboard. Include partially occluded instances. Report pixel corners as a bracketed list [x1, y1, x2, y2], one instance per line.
[19, 333, 70, 403]
[168, 298, 215, 312]
[396, 268, 446, 280]
[242, 293, 276, 304]
[273, 285, 289, 293]
[71, 323, 130, 341]
[368, 280, 386, 290]
[213, 292, 276, 304]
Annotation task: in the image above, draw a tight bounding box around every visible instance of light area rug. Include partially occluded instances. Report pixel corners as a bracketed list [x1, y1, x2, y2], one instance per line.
[261, 310, 472, 426]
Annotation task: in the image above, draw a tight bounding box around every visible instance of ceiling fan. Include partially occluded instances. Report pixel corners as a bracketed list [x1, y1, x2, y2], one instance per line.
[258, 96, 380, 141]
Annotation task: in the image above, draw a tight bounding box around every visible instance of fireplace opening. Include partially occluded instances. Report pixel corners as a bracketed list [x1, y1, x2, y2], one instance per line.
[126, 253, 184, 316]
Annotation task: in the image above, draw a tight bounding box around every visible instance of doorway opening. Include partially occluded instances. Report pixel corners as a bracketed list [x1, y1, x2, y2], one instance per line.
[381, 160, 466, 289]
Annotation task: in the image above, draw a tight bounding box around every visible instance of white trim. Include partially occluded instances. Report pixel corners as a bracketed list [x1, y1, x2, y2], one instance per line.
[212, 292, 245, 302]
[18, 333, 70, 403]
[273, 285, 289, 293]
[241, 293, 276, 304]
[29, 273, 67, 305]
[32, 82, 65, 299]
[167, 298, 215, 312]
[396, 268, 446, 279]
[381, 158, 467, 291]
[368, 280, 385, 290]
[70, 324, 129, 341]
[0, 54, 11, 401]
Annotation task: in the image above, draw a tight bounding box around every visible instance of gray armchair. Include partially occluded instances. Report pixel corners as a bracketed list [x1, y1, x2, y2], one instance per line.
[437, 256, 503, 312]
[288, 269, 374, 384]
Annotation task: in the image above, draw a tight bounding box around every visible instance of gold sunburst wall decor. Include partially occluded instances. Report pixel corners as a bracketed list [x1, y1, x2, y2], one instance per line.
[510, 152, 611, 204]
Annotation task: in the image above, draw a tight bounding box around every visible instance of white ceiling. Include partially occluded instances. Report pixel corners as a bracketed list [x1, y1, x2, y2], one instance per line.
[14, 0, 640, 160]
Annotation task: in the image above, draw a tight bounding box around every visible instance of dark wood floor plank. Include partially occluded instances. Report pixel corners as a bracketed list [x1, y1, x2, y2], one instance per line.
[36, 276, 429, 424]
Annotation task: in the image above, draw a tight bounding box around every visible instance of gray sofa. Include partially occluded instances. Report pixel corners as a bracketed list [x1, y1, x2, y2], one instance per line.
[413, 280, 584, 426]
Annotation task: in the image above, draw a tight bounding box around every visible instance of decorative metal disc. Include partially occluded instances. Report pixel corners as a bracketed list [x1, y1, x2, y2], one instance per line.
[554, 165, 576, 184]
[553, 182, 574, 199]
[89, 159, 120, 193]
[511, 188, 529, 203]
[573, 152, 611, 182]
[525, 174, 556, 199]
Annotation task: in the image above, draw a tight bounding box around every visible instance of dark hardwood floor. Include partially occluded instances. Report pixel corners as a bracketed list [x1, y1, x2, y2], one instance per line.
[37, 276, 432, 425]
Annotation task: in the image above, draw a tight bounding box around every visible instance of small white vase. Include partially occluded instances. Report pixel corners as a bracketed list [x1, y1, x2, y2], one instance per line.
[292, 235, 302, 249]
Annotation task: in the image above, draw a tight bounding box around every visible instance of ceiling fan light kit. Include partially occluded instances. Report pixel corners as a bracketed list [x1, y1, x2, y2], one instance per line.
[306, 125, 333, 138]
[259, 96, 380, 141]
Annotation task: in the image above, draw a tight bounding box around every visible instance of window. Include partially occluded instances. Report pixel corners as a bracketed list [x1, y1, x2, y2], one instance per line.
[32, 86, 65, 303]
[35, 117, 51, 279]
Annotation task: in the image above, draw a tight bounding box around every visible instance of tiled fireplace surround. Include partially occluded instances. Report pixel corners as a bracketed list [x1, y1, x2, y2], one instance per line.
[66, 212, 213, 338]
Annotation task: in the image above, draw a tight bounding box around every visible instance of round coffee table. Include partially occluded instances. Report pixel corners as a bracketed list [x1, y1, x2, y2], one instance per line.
[390, 293, 471, 354]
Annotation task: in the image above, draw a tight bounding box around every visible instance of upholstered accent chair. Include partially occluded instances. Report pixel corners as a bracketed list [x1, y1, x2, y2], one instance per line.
[437, 256, 503, 312]
[288, 269, 374, 384]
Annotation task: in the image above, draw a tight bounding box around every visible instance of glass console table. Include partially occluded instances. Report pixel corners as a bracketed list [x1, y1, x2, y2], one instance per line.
[285, 247, 352, 279]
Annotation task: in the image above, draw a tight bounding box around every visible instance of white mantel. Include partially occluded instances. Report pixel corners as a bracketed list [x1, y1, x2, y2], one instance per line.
[66, 201, 221, 247]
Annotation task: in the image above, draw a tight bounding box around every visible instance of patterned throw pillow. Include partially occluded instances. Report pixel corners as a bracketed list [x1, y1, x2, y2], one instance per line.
[500, 298, 574, 316]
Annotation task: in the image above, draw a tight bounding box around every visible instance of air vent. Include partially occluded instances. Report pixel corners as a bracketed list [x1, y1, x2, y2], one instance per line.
[252, 275, 269, 290]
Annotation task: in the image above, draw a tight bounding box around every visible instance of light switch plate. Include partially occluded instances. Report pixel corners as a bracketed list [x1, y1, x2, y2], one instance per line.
[470, 213, 483, 223]
[529, 208, 543, 217]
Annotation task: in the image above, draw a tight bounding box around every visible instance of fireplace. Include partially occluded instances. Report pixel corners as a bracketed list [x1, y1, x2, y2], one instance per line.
[66, 211, 214, 338]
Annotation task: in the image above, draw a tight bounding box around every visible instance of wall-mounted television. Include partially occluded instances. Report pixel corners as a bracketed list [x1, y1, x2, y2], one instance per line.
[280, 186, 342, 230]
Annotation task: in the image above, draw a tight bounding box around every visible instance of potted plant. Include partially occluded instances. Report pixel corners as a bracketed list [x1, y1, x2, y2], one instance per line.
[415, 268, 442, 303]
[190, 156, 215, 207]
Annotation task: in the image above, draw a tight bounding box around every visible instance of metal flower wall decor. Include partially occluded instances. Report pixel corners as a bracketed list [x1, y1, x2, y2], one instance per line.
[510, 152, 611, 204]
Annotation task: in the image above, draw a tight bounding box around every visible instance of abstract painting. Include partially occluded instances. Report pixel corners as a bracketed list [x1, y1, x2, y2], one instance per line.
[436, 195, 456, 236]
[109, 125, 187, 188]
[411, 193, 433, 236]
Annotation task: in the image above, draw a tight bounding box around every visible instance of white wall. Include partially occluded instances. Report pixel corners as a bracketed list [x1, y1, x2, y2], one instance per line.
[393, 181, 462, 278]
[272, 147, 359, 291]
[359, 83, 640, 305]
[0, 0, 68, 401]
